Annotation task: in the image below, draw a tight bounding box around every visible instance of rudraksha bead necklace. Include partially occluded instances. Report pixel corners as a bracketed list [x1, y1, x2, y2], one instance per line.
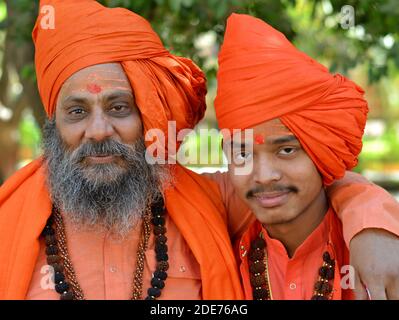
[248, 233, 335, 300]
[42, 197, 169, 300]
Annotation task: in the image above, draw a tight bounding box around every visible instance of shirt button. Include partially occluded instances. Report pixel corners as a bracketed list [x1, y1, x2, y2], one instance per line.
[179, 266, 186, 273]
[109, 266, 117, 273]
[289, 283, 297, 290]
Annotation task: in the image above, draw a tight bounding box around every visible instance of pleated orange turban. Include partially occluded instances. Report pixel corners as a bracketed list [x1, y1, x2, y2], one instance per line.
[33, 0, 206, 148]
[215, 14, 369, 185]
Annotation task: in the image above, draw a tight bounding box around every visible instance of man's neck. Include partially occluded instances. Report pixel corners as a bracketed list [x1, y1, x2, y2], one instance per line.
[264, 189, 328, 258]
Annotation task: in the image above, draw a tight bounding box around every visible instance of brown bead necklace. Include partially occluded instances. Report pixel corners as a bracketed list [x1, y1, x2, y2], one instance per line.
[41, 197, 169, 300]
[248, 233, 336, 300]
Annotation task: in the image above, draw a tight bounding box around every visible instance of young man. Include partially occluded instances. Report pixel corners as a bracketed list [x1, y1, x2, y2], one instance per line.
[214, 13, 397, 299]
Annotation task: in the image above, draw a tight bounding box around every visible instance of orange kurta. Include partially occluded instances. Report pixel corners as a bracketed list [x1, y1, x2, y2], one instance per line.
[237, 208, 354, 300]
[21, 170, 399, 300]
[27, 214, 201, 300]
[212, 171, 399, 298]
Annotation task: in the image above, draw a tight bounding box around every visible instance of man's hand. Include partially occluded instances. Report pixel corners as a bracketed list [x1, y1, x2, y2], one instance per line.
[350, 228, 399, 299]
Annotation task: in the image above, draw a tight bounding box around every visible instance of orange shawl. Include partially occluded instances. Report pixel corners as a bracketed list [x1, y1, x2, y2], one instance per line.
[0, 160, 243, 299]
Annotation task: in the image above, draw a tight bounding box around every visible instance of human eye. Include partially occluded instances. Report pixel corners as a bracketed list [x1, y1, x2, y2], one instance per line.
[69, 107, 85, 114]
[278, 146, 298, 156]
[66, 106, 87, 120]
[233, 150, 253, 162]
[109, 103, 131, 116]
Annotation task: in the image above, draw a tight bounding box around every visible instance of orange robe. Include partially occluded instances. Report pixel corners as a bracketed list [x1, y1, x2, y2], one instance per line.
[0, 159, 244, 300]
[22, 170, 399, 300]
[211, 171, 399, 300]
[27, 213, 202, 300]
[237, 208, 353, 300]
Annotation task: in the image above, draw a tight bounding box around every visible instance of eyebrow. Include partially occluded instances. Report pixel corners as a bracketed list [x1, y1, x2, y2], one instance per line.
[268, 135, 299, 145]
[62, 90, 134, 106]
[104, 90, 134, 101]
[62, 96, 88, 106]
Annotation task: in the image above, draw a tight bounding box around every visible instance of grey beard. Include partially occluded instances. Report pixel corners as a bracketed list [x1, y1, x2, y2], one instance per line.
[42, 118, 171, 238]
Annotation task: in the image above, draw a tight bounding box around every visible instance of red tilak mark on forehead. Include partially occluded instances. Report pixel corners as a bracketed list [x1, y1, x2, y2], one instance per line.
[254, 134, 265, 145]
[87, 83, 102, 94]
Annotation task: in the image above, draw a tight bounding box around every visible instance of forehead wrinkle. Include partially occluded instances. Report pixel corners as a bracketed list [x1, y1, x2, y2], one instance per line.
[61, 83, 132, 98]
[239, 132, 297, 145]
[102, 90, 134, 101]
[62, 88, 134, 103]
[261, 130, 295, 137]
[84, 80, 131, 89]
[87, 70, 123, 75]
[64, 66, 129, 81]
[86, 71, 129, 82]
[253, 125, 292, 139]
[65, 69, 129, 87]
[57, 64, 131, 107]
[83, 79, 131, 91]
[86, 76, 130, 83]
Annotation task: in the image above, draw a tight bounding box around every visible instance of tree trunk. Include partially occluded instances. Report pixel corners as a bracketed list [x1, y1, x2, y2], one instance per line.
[0, 1, 42, 182]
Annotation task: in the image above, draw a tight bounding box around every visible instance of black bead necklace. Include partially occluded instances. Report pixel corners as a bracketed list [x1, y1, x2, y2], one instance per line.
[248, 234, 336, 300]
[41, 197, 169, 300]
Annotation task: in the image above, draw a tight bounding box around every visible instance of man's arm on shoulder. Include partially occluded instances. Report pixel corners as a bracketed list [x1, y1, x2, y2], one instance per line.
[327, 171, 399, 299]
[202, 171, 255, 243]
[327, 170, 399, 245]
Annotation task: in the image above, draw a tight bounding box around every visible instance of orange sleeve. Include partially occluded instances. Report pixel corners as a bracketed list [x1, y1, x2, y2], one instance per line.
[203, 171, 255, 243]
[327, 171, 399, 247]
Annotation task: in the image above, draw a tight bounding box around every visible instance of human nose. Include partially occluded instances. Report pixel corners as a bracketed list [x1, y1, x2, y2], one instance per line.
[84, 109, 114, 142]
[253, 155, 282, 185]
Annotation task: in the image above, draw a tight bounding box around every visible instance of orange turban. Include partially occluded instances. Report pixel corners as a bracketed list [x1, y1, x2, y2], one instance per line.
[33, 0, 206, 147]
[215, 14, 369, 185]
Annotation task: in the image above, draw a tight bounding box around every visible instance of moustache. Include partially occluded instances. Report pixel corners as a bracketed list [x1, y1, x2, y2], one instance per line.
[246, 185, 298, 199]
[70, 139, 134, 163]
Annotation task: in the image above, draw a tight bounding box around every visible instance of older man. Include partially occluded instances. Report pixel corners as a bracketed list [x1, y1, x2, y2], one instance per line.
[0, 0, 242, 300]
[0, 1, 398, 300]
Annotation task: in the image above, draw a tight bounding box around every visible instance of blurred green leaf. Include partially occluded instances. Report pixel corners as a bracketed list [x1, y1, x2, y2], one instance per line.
[0, 1, 6, 23]
[20, 63, 36, 81]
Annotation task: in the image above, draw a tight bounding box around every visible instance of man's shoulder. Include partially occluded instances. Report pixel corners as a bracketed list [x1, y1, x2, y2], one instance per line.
[174, 165, 222, 191]
[0, 158, 46, 205]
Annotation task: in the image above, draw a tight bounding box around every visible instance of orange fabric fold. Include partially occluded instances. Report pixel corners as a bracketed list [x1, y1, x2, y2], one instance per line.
[0, 160, 244, 299]
[0, 160, 51, 299]
[215, 13, 369, 185]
